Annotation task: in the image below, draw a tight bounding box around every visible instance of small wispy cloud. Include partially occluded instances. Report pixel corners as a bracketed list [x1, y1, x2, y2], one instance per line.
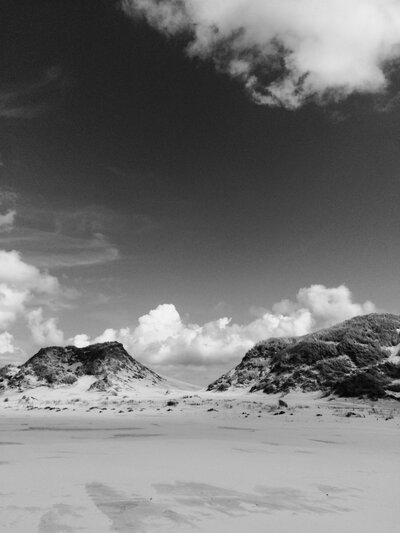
[0, 66, 67, 119]
[123, 0, 400, 109]
[0, 197, 123, 270]
[7, 228, 121, 270]
[0, 210, 16, 232]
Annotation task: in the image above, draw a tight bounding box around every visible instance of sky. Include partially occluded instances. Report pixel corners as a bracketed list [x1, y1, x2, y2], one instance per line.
[0, 0, 400, 384]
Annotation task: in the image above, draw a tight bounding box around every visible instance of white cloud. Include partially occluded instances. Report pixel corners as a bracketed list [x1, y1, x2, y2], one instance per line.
[0, 250, 63, 332]
[71, 284, 375, 367]
[0, 250, 59, 294]
[91, 328, 118, 344]
[296, 284, 375, 328]
[73, 333, 91, 348]
[0, 284, 28, 329]
[0, 332, 16, 354]
[123, 0, 400, 108]
[27, 307, 64, 346]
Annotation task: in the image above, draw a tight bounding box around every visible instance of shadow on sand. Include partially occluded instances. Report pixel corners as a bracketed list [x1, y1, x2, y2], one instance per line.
[86, 479, 354, 532]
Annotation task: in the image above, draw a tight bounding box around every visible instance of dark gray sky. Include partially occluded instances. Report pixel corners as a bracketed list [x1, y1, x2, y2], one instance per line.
[0, 0, 399, 383]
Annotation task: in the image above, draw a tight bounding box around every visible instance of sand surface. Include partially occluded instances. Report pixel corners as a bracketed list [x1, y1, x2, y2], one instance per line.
[0, 392, 399, 532]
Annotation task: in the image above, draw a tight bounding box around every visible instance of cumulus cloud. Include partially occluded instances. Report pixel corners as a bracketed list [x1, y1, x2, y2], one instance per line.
[71, 284, 375, 367]
[0, 250, 61, 331]
[296, 284, 375, 328]
[0, 332, 16, 354]
[123, 0, 400, 108]
[0, 250, 59, 294]
[0, 250, 65, 361]
[73, 328, 118, 348]
[27, 307, 64, 346]
[0, 284, 28, 330]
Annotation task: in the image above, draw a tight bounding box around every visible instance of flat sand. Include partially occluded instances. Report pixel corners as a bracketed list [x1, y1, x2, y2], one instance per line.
[0, 392, 399, 532]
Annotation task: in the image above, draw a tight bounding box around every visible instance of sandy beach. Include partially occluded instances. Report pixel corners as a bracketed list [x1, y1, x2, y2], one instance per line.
[1, 393, 399, 533]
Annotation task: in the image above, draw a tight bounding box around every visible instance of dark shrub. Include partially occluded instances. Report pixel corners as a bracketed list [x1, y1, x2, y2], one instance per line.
[44, 371, 57, 385]
[207, 380, 229, 391]
[334, 371, 390, 399]
[278, 377, 297, 392]
[378, 361, 400, 379]
[314, 355, 355, 387]
[250, 338, 296, 358]
[60, 374, 77, 385]
[336, 339, 386, 367]
[32, 363, 50, 379]
[261, 383, 276, 394]
[271, 340, 338, 372]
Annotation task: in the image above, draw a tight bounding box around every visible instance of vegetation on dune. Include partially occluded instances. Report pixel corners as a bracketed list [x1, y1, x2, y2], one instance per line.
[313, 355, 355, 387]
[314, 313, 400, 346]
[208, 313, 400, 398]
[207, 337, 295, 392]
[270, 340, 339, 372]
[1, 341, 165, 393]
[334, 371, 391, 399]
[378, 361, 400, 379]
[335, 339, 386, 366]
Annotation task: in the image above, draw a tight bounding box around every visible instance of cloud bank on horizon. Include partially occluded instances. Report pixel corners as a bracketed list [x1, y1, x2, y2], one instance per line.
[122, 0, 400, 108]
[72, 284, 375, 367]
[0, 239, 379, 373]
[0, 196, 381, 373]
